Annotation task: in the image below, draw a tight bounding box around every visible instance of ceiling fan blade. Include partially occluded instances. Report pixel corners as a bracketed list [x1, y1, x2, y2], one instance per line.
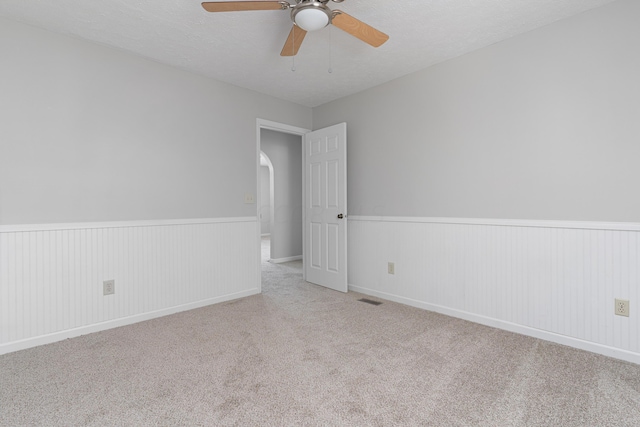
[331, 11, 389, 48]
[280, 25, 307, 56]
[201, 1, 287, 12]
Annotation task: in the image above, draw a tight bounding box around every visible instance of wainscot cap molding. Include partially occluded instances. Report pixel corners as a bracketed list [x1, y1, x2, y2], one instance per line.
[0, 217, 258, 233]
[347, 216, 640, 232]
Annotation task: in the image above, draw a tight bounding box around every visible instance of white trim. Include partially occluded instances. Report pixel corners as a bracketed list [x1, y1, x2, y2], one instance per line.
[261, 233, 271, 237]
[269, 255, 303, 264]
[349, 285, 640, 365]
[0, 288, 259, 356]
[348, 215, 640, 232]
[257, 119, 311, 136]
[0, 217, 258, 233]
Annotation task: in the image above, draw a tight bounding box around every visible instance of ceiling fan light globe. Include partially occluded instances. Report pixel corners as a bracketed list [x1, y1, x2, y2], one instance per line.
[294, 8, 330, 32]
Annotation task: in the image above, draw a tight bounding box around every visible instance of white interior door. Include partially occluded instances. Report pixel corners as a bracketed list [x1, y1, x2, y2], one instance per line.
[304, 123, 347, 292]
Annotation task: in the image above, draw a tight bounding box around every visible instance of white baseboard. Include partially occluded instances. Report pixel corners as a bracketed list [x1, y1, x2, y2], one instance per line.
[261, 233, 271, 237]
[0, 288, 259, 356]
[349, 284, 640, 365]
[269, 255, 302, 264]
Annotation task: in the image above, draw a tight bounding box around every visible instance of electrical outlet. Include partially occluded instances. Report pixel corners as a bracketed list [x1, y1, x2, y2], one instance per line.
[103, 280, 115, 296]
[615, 299, 629, 317]
[388, 262, 395, 275]
[244, 193, 255, 204]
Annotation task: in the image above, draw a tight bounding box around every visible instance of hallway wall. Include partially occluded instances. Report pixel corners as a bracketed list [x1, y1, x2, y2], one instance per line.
[260, 130, 302, 261]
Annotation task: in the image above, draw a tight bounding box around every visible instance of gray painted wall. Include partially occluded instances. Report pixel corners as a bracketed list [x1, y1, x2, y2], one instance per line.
[0, 18, 312, 225]
[260, 129, 302, 260]
[260, 165, 271, 234]
[313, 0, 640, 222]
[3, 0, 638, 226]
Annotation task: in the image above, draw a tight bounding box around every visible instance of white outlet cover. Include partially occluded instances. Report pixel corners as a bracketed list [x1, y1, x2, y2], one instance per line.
[103, 280, 115, 296]
[615, 299, 629, 317]
[244, 193, 255, 204]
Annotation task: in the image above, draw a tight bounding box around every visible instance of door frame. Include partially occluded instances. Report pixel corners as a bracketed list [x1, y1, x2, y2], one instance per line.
[256, 119, 311, 292]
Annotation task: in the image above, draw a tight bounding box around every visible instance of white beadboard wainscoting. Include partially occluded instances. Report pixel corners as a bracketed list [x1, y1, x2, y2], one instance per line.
[0, 218, 260, 355]
[348, 216, 640, 364]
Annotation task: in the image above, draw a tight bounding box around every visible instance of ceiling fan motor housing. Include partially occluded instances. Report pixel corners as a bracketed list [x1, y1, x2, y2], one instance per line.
[291, 1, 333, 31]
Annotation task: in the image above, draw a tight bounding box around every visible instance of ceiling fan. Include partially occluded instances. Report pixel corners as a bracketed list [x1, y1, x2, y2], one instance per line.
[201, 0, 389, 56]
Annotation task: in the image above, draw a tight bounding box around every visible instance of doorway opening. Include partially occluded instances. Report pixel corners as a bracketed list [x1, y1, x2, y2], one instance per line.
[256, 119, 348, 293]
[256, 119, 310, 291]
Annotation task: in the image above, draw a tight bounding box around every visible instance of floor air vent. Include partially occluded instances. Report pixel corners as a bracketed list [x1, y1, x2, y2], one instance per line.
[358, 298, 382, 306]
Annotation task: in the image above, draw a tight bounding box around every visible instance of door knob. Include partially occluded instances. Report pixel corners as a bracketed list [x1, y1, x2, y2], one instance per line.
[337, 214, 344, 219]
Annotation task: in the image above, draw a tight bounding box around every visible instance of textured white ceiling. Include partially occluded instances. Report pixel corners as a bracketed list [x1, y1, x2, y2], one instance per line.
[0, 0, 618, 107]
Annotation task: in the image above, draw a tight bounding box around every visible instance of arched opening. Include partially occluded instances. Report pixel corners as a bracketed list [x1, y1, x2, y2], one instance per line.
[259, 151, 275, 261]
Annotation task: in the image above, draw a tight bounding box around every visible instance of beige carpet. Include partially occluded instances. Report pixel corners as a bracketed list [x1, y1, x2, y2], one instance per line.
[1, 237, 639, 426]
